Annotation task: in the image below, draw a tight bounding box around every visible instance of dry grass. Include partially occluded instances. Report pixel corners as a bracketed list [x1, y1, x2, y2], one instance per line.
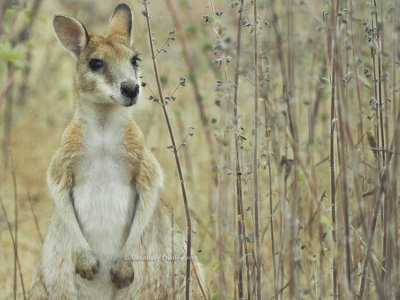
[1, 0, 400, 299]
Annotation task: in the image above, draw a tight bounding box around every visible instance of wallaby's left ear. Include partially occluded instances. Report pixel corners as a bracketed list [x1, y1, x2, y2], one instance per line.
[105, 3, 133, 47]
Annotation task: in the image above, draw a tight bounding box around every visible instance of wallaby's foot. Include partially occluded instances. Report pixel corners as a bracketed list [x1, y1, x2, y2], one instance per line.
[110, 258, 134, 289]
[74, 249, 100, 280]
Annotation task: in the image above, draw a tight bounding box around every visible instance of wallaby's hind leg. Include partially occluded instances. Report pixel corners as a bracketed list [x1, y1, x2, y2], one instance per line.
[35, 212, 82, 299]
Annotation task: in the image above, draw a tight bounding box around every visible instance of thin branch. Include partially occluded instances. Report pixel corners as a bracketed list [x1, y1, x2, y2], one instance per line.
[0, 196, 26, 300]
[252, 0, 262, 298]
[142, 2, 192, 299]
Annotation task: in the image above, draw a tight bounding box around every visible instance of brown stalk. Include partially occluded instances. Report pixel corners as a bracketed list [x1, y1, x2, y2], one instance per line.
[0, 196, 26, 300]
[142, 2, 192, 298]
[163, 0, 218, 258]
[171, 209, 176, 300]
[2, 63, 14, 169]
[335, 51, 354, 298]
[232, 0, 251, 298]
[373, 0, 385, 165]
[27, 190, 44, 244]
[348, 3, 370, 267]
[376, 0, 390, 290]
[349, 0, 367, 178]
[286, 1, 299, 297]
[390, 10, 399, 297]
[252, 0, 262, 298]
[190, 258, 207, 299]
[267, 129, 277, 300]
[371, 8, 382, 178]
[358, 103, 400, 298]
[269, 2, 289, 296]
[340, 2, 354, 297]
[9, 148, 19, 300]
[164, 0, 217, 178]
[217, 75, 227, 296]
[327, 0, 339, 298]
[0, 70, 15, 108]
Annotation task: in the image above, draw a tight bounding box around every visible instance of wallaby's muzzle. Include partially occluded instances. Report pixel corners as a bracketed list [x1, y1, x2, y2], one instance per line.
[121, 81, 139, 99]
[117, 81, 140, 106]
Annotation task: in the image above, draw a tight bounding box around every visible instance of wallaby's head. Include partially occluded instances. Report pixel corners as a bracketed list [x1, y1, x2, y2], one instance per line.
[53, 3, 141, 107]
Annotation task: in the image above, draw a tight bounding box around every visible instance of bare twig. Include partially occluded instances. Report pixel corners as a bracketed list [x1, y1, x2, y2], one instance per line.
[232, 0, 251, 298]
[27, 190, 43, 244]
[252, 1, 262, 299]
[164, 0, 217, 177]
[142, 2, 192, 299]
[0, 196, 26, 300]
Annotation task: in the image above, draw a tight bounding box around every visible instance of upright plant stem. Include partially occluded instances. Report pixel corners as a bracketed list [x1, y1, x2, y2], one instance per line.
[252, 1, 262, 298]
[9, 148, 19, 300]
[27, 191, 44, 244]
[217, 74, 227, 296]
[269, 2, 288, 296]
[0, 196, 26, 300]
[232, 0, 251, 298]
[375, 0, 389, 287]
[171, 209, 176, 300]
[335, 57, 354, 299]
[328, 0, 339, 298]
[267, 129, 277, 300]
[390, 11, 399, 298]
[143, 2, 192, 298]
[287, 1, 299, 297]
[164, 0, 217, 176]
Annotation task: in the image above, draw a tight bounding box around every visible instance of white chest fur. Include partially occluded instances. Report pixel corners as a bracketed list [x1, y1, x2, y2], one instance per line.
[72, 104, 135, 258]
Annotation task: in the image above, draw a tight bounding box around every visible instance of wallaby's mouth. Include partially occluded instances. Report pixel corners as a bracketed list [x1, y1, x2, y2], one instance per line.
[110, 96, 138, 107]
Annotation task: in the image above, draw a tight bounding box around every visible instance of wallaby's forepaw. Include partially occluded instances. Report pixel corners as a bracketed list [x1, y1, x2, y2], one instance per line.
[74, 249, 100, 280]
[110, 258, 134, 289]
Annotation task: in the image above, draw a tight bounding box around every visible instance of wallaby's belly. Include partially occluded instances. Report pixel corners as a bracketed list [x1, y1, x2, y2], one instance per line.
[73, 154, 135, 258]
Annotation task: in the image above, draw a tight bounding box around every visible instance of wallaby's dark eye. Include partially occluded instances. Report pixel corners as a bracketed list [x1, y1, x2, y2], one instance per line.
[89, 59, 103, 71]
[130, 55, 140, 67]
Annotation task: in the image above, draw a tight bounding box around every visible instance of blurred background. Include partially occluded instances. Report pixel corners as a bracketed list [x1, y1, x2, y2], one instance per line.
[0, 0, 399, 299]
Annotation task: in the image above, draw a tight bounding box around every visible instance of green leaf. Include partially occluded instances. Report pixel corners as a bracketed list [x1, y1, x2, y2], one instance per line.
[184, 24, 198, 36]
[0, 41, 23, 63]
[38, 15, 48, 23]
[320, 215, 333, 226]
[24, 10, 31, 24]
[179, 0, 189, 9]
[160, 74, 168, 85]
[4, 8, 14, 22]
[202, 40, 212, 52]
[359, 76, 372, 88]
[296, 166, 303, 182]
[188, 74, 197, 84]
[173, 108, 181, 117]
[210, 294, 219, 300]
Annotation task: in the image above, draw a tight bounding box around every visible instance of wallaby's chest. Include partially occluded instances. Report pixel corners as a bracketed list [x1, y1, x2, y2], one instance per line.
[72, 126, 135, 257]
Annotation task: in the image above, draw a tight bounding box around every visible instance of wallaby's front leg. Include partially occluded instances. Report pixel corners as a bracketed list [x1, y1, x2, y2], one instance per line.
[48, 145, 100, 281]
[110, 151, 163, 289]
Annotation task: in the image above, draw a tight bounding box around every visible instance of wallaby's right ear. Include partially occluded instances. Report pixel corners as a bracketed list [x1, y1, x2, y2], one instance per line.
[53, 15, 89, 60]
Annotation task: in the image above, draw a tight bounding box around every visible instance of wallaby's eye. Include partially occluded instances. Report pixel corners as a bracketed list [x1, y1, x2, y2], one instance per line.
[89, 59, 103, 71]
[130, 55, 141, 68]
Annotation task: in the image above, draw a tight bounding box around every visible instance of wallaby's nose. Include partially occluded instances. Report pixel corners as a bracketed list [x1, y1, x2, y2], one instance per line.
[121, 82, 140, 99]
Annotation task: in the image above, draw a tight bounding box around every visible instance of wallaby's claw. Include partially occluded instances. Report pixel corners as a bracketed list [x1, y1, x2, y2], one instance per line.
[110, 258, 134, 289]
[74, 249, 100, 281]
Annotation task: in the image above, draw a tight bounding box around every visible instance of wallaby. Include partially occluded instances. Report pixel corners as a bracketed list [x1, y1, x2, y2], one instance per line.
[29, 3, 203, 299]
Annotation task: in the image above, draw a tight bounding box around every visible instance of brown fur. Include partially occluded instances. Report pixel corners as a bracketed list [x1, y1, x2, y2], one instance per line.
[49, 122, 82, 190]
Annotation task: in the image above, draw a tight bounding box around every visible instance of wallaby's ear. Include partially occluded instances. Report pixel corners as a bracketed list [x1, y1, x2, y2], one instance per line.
[53, 15, 89, 60]
[105, 3, 133, 47]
